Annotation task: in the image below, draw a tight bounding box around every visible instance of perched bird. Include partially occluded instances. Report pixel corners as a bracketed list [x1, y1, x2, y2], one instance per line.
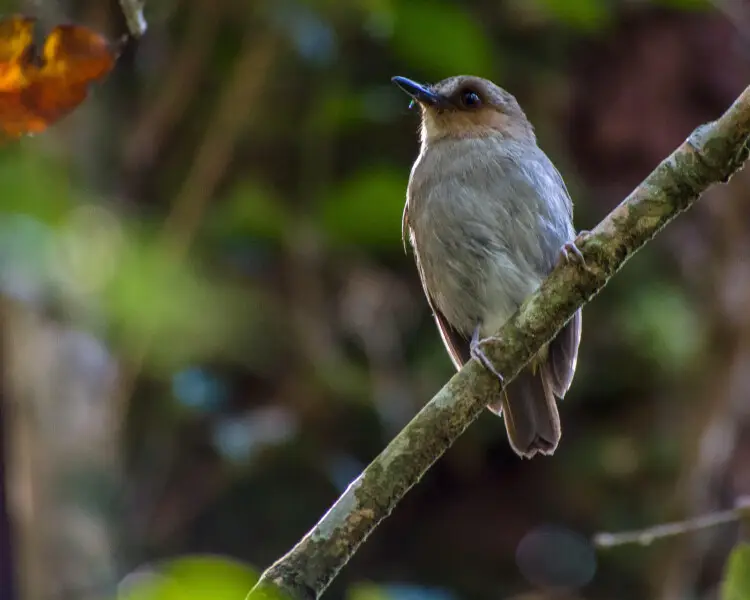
[392, 74, 584, 459]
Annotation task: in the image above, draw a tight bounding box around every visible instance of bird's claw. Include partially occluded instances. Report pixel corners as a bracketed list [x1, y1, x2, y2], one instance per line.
[470, 327, 504, 383]
[559, 230, 593, 271]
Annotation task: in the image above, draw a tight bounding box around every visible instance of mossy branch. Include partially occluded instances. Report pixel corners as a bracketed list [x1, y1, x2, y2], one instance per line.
[247, 86, 750, 600]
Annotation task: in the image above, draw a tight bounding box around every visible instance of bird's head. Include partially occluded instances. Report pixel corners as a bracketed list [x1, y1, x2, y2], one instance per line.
[392, 75, 534, 145]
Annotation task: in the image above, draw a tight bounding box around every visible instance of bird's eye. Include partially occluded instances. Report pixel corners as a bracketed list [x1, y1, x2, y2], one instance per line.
[460, 90, 481, 108]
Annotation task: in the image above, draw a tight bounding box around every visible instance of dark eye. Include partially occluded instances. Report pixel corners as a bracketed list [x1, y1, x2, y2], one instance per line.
[460, 89, 481, 108]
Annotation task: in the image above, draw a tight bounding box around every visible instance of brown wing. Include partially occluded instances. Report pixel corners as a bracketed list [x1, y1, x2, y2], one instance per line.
[542, 157, 580, 397]
[547, 309, 582, 398]
[404, 204, 470, 371]
[401, 199, 410, 253]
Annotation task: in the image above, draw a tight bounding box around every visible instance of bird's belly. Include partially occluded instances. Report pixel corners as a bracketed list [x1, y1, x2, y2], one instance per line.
[418, 231, 543, 337]
[422, 252, 484, 334]
[479, 256, 542, 336]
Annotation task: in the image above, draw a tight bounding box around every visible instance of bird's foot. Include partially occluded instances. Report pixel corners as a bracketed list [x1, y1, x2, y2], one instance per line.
[470, 327, 504, 383]
[558, 230, 592, 271]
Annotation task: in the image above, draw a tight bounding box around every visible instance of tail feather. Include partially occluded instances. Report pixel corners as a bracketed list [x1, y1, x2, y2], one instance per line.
[488, 310, 582, 458]
[489, 364, 561, 458]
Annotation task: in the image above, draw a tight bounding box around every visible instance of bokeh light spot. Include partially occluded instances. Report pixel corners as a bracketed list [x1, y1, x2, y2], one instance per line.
[515, 524, 597, 591]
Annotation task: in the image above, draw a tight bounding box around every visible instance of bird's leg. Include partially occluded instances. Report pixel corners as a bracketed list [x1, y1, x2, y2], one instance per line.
[470, 326, 504, 383]
[559, 229, 592, 270]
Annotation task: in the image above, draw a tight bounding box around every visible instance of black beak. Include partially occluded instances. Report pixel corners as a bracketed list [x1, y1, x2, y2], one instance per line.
[391, 76, 446, 108]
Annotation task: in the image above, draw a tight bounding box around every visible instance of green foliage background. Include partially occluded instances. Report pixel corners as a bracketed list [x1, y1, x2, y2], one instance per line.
[2, 0, 750, 599]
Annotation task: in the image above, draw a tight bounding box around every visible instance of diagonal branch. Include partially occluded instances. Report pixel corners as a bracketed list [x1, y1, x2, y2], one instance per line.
[247, 86, 750, 600]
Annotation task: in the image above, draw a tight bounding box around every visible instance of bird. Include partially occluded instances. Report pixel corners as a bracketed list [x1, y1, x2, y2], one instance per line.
[392, 74, 584, 459]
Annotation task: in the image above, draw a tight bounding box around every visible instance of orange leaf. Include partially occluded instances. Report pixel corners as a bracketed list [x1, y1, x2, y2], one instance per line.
[0, 15, 116, 138]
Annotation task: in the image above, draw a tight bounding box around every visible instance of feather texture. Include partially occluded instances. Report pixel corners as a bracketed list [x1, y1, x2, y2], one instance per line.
[405, 126, 581, 458]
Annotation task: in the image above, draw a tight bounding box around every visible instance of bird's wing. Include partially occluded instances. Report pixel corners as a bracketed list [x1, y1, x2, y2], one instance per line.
[547, 308, 582, 398]
[401, 199, 410, 253]
[432, 305, 471, 371]
[406, 218, 470, 371]
[540, 156, 581, 397]
[549, 159, 574, 223]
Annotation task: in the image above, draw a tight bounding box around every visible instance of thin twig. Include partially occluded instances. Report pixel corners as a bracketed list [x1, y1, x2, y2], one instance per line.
[594, 498, 750, 548]
[122, 1, 220, 174]
[247, 86, 750, 600]
[117, 0, 147, 38]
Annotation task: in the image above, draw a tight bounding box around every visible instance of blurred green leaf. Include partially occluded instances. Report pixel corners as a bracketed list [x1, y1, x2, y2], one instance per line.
[209, 179, 288, 241]
[308, 86, 364, 134]
[356, 0, 395, 39]
[0, 146, 74, 224]
[313, 355, 372, 399]
[534, 0, 611, 30]
[102, 234, 262, 371]
[317, 165, 405, 248]
[619, 283, 702, 374]
[347, 582, 391, 600]
[308, 84, 407, 133]
[309, 86, 407, 133]
[119, 555, 261, 600]
[391, 0, 495, 78]
[721, 543, 750, 600]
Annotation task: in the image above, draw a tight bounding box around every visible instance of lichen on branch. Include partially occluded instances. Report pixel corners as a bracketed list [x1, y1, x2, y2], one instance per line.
[247, 85, 750, 600]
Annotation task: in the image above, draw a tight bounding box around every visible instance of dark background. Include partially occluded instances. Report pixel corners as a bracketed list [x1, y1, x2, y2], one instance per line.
[2, 0, 750, 599]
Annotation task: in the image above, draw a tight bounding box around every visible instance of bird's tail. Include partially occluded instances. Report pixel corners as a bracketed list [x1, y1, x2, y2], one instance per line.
[487, 309, 581, 458]
[489, 363, 561, 459]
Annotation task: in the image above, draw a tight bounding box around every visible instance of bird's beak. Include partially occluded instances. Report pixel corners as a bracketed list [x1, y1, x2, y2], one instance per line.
[391, 76, 447, 108]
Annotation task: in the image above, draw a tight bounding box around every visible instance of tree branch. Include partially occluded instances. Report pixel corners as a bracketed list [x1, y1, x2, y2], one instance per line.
[594, 497, 750, 548]
[117, 0, 147, 39]
[247, 86, 750, 600]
